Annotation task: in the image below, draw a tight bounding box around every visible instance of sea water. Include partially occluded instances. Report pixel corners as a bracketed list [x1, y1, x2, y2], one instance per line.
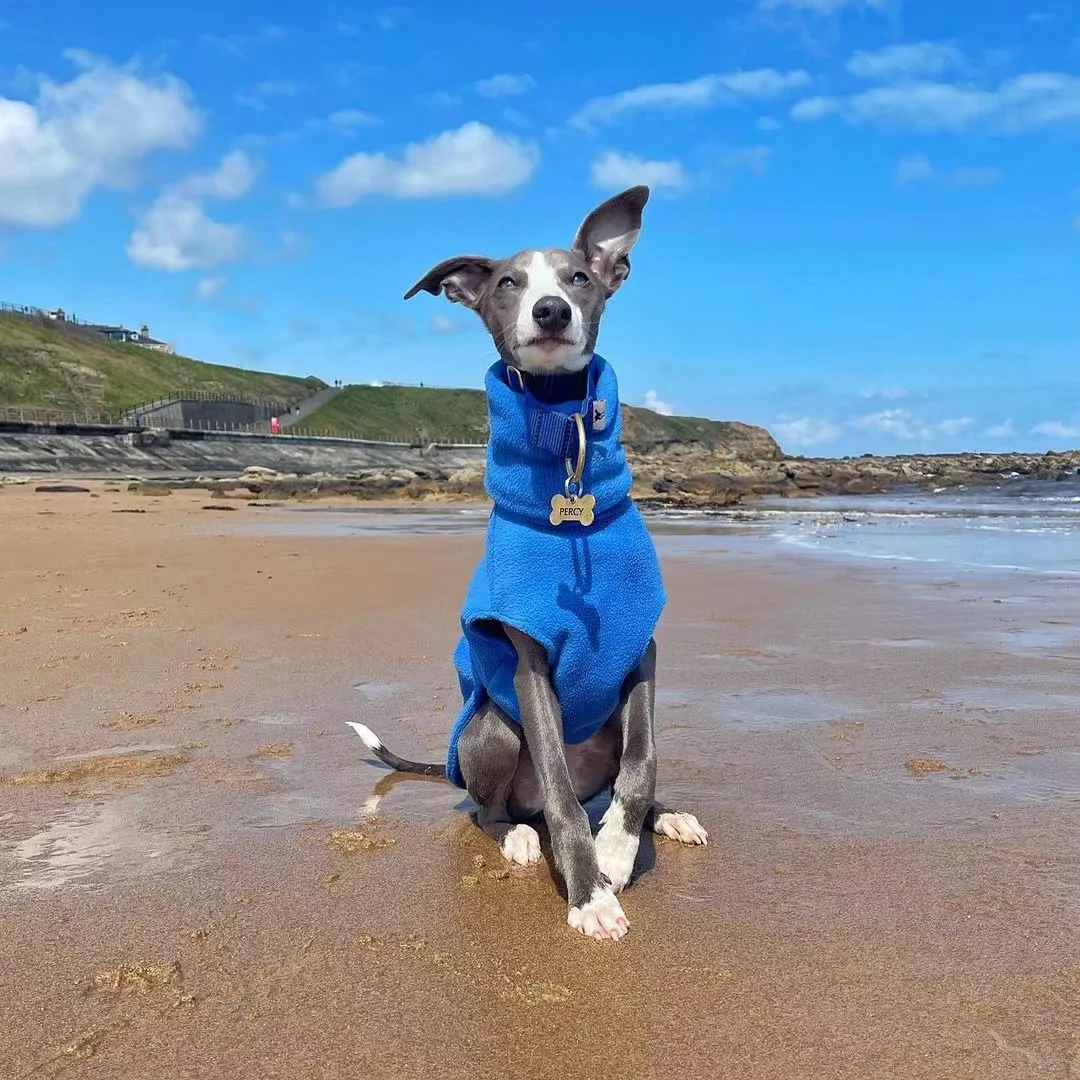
[241, 476, 1080, 578]
[650, 476, 1080, 578]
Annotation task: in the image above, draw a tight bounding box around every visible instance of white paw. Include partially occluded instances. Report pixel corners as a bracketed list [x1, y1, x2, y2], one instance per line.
[594, 802, 639, 893]
[568, 885, 629, 941]
[499, 824, 542, 866]
[653, 811, 708, 846]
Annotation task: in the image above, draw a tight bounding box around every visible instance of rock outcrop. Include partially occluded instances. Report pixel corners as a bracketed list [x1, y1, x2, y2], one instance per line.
[628, 447, 1080, 507]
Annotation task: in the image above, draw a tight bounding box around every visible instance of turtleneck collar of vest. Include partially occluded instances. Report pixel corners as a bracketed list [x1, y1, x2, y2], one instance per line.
[482, 353, 633, 526]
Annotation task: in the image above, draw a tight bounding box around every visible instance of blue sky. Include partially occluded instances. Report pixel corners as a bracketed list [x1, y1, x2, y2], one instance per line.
[0, 0, 1078, 456]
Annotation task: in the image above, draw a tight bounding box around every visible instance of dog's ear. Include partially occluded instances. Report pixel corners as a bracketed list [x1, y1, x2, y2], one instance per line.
[571, 185, 650, 296]
[403, 256, 495, 309]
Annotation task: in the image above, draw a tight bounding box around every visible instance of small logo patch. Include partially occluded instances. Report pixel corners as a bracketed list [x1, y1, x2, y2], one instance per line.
[592, 400, 607, 431]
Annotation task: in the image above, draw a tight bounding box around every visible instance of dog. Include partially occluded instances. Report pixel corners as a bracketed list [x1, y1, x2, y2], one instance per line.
[348, 185, 706, 942]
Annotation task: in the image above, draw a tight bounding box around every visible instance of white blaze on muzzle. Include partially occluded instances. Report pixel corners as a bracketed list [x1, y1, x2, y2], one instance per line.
[514, 251, 588, 373]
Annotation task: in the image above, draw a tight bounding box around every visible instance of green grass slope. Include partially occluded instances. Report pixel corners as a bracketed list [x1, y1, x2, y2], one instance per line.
[0, 314, 323, 415]
[302, 382, 781, 458]
[295, 385, 489, 443]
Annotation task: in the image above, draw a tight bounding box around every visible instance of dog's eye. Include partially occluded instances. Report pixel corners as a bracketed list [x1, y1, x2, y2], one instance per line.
[571, 271, 590, 286]
[497, 276, 517, 289]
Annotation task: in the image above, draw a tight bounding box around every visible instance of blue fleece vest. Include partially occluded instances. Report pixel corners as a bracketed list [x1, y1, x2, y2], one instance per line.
[445, 354, 666, 789]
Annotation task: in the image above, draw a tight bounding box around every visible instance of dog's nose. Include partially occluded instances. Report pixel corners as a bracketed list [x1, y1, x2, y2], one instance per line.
[532, 295, 572, 332]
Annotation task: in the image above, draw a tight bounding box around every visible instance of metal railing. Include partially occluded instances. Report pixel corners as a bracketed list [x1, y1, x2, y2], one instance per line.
[0, 301, 126, 342]
[280, 425, 486, 446]
[0, 408, 487, 448]
[0, 407, 117, 426]
[122, 390, 298, 416]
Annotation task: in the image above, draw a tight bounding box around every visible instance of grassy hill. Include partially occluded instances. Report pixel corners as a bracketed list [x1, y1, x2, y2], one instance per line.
[297, 385, 490, 443]
[301, 382, 781, 457]
[0, 313, 322, 415]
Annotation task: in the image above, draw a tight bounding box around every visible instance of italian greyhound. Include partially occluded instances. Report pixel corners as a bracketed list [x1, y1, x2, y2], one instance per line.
[349, 185, 706, 942]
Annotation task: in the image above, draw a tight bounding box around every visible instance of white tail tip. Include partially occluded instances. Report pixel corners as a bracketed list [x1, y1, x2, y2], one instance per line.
[346, 722, 383, 750]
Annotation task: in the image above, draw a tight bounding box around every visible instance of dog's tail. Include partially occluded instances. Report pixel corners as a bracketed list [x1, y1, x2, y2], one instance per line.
[346, 722, 447, 778]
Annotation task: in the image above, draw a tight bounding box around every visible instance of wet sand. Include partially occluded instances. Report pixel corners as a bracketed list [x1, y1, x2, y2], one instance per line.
[2, 482, 1080, 1079]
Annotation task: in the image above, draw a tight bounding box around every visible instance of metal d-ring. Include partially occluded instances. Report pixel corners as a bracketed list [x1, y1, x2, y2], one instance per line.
[563, 412, 587, 495]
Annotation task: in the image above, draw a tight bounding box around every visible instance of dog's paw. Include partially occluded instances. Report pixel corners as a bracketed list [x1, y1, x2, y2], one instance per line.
[652, 811, 708, 846]
[594, 804, 639, 893]
[568, 886, 629, 941]
[499, 824, 542, 866]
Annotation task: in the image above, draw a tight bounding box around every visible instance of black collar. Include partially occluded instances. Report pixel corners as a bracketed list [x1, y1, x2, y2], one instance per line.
[505, 364, 590, 406]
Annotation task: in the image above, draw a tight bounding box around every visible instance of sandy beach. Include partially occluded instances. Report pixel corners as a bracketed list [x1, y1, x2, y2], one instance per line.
[2, 482, 1080, 1079]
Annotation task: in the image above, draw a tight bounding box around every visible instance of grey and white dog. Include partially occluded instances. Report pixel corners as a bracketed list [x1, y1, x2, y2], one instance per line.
[349, 186, 706, 941]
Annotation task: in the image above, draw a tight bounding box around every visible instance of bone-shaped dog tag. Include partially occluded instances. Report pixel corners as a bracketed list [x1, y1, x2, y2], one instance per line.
[549, 492, 596, 527]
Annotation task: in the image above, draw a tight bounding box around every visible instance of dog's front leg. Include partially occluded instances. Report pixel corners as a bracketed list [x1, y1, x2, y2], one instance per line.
[504, 624, 629, 941]
[594, 639, 658, 893]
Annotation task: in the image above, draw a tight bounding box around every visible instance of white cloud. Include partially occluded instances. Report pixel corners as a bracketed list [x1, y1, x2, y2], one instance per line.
[236, 79, 299, 110]
[570, 69, 810, 130]
[759, 0, 888, 12]
[938, 416, 975, 436]
[758, 115, 782, 131]
[420, 90, 462, 109]
[791, 96, 840, 121]
[896, 154, 933, 184]
[894, 156, 1002, 188]
[201, 25, 289, 57]
[774, 417, 843, 447]
[430, 314, 458, 334]
[848, 42, 965, 80]
[721, 70, 813, 96]
[854, 409, 934, 440]
[127, 150, 260, 272]
[326, 108, 379, 132]
[853, 409, 980, 441]
[721, 145, 772, 174]
[474, 74, 536, 98]
[1031, 420, 1080, 439]
[984, 419, 1016, 438]
[313, 122, 538, 205]
[0, 50, 201, 228]
[244, 110, 381, 147]
[590, 151, 689, 192]
[278, 230, 309, 260]
[791, 72, 1080, 133]
[950, 166, 1002, 187]
[194, 275, 227, 301]
[776, 410, 986, 448]
[127, 194, 247, 271]
[643, 390, 674, 416]
[181, 150, 261, 200]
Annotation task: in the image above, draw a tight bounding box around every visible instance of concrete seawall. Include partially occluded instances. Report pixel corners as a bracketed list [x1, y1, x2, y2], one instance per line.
[0, 427, 486, 477]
